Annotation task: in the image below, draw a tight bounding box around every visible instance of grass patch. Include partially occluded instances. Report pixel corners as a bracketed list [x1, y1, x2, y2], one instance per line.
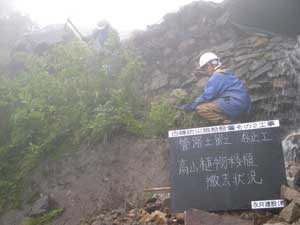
[22, 208, 64, 225]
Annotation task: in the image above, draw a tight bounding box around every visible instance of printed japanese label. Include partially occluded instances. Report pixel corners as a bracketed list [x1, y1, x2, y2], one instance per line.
[251, 199, 285, 209]
[168, 120, 280, 138]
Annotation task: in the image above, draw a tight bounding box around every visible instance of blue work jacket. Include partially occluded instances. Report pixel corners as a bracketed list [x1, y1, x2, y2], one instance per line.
[190, 69, 251, 119]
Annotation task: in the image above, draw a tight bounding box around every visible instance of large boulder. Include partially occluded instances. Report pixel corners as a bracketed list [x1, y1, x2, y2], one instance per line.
[279, 201, 300, 223]
[282, 133, 300, 187]
[281, 185, 300, 203]
[283, 133, 300, 164]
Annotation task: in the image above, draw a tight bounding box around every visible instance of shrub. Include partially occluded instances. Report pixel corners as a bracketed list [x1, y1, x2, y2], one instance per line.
[0, 39, 145, 210]
[146, 98, 177, 136]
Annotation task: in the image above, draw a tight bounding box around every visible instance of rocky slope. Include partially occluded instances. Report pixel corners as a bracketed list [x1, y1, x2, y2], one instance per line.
[75, 185, 300, 225]
[2, 1, 300, 224]
[128, 0, 300, 133]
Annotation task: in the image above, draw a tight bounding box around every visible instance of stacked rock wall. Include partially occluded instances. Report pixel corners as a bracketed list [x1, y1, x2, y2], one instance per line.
[128, 1, 300, 132]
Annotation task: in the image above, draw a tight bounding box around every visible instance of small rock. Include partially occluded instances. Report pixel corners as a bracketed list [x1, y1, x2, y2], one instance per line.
[264, 215, 287, 224]
[127, 212, 136, 218]
[139, 209, 151, 223]
[145, 202, 162, 213]
[162, 207, 170, 216]
[240, 212, 254, 220]
[234, 48, 250, 57]
[272, 79, 288, 89]
[281, 185, 300, 202]
[235, 53, 261, 62]
[279, 201, 300, 223]
[249, 211, 275, 225]
[28, 195, 51, 217]
[271, 52, 283, 61]
[250, 60, 267, 72]
[214, 40, 234, 53]
[232, 60, 248, 71]
[150, 70, 169, 91]
[177, 38, 196, 52]
[239, 36, 259, 46]
[286, 164, 300, 183]
[235, 65, 249, 78]
[249, 63, 273, 81]
[175, 213, 185, 222]
[254, 37, 270, 48]
[147, 211, 167, 225]
[281, 39, 297, 50]
[247, 83, 261, 90]
[271, 36, 283, 44]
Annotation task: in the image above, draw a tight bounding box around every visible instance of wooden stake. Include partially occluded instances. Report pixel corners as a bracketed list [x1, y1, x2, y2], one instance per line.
[144, 187, 171, 192]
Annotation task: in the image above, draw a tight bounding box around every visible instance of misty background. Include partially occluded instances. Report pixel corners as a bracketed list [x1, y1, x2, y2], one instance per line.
[1, 0, 223, 31]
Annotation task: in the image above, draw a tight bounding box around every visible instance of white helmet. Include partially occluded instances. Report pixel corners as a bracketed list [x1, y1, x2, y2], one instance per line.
[96, 20, 109, 30]
[199, 52, 219, 68]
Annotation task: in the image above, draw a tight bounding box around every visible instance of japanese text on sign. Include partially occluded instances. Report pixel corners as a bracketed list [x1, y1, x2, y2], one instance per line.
[178, 131, 273, 152]
[177, 153, 263, 190]
[169, 120, 279, 138]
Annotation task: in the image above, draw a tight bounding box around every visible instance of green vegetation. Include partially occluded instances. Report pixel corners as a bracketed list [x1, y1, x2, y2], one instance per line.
[0, 32, 197, 212]
[0, 39, 143, 210]
[145, 98, 177, 136]
[22, 208, 64, 225]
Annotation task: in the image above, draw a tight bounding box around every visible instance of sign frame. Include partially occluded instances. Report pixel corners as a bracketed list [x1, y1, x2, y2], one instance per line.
[169, 120, 286, 212]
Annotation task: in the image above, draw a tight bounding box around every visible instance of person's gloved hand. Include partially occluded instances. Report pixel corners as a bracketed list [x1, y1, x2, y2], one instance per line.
[183, 103, 194, 113]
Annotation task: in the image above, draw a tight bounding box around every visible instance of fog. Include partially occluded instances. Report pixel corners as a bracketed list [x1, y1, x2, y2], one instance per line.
[12, 0, 223, 31]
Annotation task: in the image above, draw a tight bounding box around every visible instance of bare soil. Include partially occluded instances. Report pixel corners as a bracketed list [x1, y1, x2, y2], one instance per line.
[1, 134, 169, 225]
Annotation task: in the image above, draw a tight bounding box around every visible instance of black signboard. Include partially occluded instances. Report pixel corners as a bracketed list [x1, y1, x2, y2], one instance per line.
[169, 120, 286, 212]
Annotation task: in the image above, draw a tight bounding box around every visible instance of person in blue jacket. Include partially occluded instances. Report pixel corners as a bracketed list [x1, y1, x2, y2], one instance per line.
[184, 52, 251, 124]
